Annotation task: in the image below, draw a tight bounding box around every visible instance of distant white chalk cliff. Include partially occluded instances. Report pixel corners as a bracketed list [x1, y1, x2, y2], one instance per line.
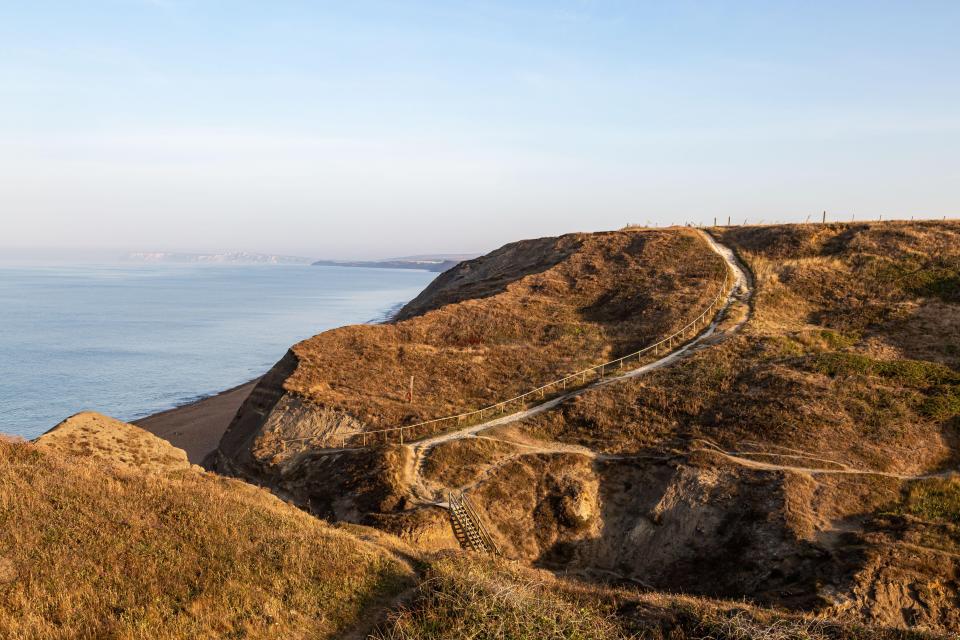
[125, 252, 313, 265]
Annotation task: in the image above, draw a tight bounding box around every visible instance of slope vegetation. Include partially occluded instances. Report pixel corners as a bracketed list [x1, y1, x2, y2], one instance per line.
[204, 220, 958, 635]
[444, 220, 960, 631]
[0, 418, 414, 639]
[374, 553, 941, 640]
[211, 227, 727, 488]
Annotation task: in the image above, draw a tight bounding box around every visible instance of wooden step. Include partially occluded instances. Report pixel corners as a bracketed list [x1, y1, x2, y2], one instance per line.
[446, 490, 500, 555]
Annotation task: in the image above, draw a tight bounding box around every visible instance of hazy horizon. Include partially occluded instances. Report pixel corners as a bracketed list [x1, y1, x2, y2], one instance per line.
[2, 213, 956, 266]
[3, 2, 958, 258]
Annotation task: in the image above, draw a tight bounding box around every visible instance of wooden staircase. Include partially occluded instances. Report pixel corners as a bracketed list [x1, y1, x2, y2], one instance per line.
[447, 490, 500, 555]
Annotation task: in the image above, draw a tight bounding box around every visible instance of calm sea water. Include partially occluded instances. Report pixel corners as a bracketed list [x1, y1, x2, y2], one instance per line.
[0, 263, 434, 439]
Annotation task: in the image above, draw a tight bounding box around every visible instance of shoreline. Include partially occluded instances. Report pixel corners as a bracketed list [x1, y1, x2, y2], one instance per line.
[134, 378, 260, 463]
[133, 291, 416, 463]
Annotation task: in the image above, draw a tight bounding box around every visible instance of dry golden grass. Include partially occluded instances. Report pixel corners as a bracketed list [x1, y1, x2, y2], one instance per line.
[895, 474, 960, 524]
[35, 412, 191, 474]
[279, 228, 727, 438]
[716, 221, 960, 348]
[0, 439, 414, 639]
[487, 221, 960, 632]
[521, 221, 960, 474]
[373, 554, 941, 640]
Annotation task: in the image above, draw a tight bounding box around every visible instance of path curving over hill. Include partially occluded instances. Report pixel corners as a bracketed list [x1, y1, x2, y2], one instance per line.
[210, 227, 732, 472]
[404, 230, 753, 502]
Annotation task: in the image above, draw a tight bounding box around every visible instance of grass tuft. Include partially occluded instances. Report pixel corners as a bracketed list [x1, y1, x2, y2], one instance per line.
[897, 476, 960, 524]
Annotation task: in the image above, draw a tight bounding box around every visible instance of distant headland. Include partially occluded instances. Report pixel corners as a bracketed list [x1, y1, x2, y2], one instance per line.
[312, 253, 478, 273]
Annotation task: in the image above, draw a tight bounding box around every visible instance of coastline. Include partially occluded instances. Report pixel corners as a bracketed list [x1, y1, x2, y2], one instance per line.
[134, 379, 259, 463]
[134, 281, 421, 462]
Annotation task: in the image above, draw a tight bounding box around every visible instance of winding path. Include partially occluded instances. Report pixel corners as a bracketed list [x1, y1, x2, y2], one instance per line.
[404, 230, 755, 502]
[412, 231, 751, 452]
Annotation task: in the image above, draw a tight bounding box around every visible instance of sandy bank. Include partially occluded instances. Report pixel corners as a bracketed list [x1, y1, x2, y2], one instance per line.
[135, 380, 258, 463]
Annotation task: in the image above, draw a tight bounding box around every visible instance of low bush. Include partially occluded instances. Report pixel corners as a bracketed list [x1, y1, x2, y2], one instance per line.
[810, 353, 960, 387]
[897, 476, 960, 524]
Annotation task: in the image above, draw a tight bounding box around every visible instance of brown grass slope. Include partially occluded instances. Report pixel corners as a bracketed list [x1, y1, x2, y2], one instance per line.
[521, 221, 960, 465]
[473, 220, 960, 631]
[374, 553, 942, 640]
[0, 419, 414, 639]
[211, 227, 726, 486]
[203, 220, 958, 635]
[36, 412, 192, 473]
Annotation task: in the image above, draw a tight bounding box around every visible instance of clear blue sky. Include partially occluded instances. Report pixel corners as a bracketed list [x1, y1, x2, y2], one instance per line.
[2, 1, 958, 258]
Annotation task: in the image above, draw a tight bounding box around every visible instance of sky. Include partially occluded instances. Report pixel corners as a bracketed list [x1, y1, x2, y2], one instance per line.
[1, 1, 958, 259]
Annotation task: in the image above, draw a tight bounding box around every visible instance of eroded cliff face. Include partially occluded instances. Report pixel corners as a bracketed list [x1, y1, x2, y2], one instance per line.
[409, 431, 959, 631]
[208, 221, 960, 635]
[207, 226, 725, 485]
[411, 438, 841, 608]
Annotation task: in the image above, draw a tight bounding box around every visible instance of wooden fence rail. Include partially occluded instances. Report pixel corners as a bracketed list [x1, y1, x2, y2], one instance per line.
[282, 267, 732, 449]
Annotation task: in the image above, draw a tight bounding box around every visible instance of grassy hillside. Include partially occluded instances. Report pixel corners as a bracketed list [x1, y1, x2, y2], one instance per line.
[287, 228, 726, 433]
[213, 227, 727, 474]
[522, 221, 960, 468]
[0, 423, 414, 639]
[411, 221, 960, 631]
[5, 221, 958, 639]
[374, 554, 941, 640]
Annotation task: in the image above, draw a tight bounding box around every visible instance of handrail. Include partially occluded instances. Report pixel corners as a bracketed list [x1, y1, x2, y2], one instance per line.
[448, 489, 501, 555]
[282, 266, 732, 449]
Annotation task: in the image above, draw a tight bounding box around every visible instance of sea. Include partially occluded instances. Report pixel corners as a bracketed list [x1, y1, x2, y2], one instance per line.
[0, 262, 435, 440]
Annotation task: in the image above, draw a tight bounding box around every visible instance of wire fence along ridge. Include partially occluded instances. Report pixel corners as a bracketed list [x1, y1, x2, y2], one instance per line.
[282, 268, 732, 449]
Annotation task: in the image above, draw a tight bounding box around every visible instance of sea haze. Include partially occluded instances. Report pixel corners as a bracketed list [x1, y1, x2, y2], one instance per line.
[0, 262, 435, 439]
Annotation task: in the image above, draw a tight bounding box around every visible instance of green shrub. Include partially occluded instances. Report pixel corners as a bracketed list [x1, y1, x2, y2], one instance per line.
[811, 353, 960, 386]
[865, 256, 960, 303]
[921, 387, 960, 420]
[905, 269, 960, 303]
[818, 329, 858, 350]
[766, 335, 805, 358]
[898, 477, 960, 524]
